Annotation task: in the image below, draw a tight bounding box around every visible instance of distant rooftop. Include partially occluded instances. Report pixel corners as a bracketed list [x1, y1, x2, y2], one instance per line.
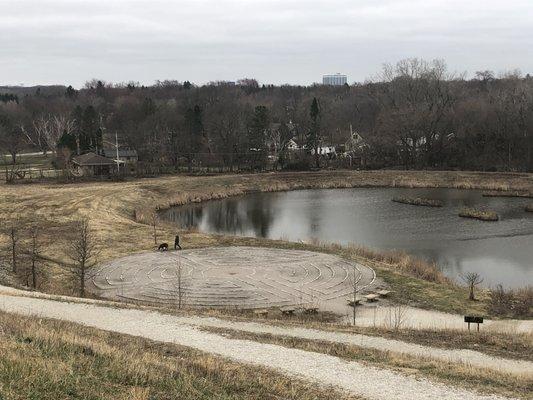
[323, 73, 347, 86]
[72, 152, 115, 166]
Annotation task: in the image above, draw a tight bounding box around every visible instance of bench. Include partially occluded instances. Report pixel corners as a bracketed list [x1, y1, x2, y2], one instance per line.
[346, 298, 362, 307]
[253, 309, 269, 317]
[364, 294, 380, 302]
[303, 307, 319, 314]
[280, 307, 295, 316]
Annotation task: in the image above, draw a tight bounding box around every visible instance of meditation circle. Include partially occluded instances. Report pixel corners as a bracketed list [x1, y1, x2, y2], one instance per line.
[91, 246, 375, 308]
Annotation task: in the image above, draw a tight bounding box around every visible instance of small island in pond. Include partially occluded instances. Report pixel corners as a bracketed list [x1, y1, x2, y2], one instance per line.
[392, 197, 443, 207]
[482, 191, 533, 198]
[459, 208, 499, 221]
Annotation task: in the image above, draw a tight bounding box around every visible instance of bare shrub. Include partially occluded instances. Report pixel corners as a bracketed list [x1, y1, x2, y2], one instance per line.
[150, 211, 159, 245]
[384, 304, 409, 331]
[489, 285, 533, 318]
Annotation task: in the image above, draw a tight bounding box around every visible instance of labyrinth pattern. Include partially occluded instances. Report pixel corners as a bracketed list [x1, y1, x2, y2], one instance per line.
[91, 247, 375, 308]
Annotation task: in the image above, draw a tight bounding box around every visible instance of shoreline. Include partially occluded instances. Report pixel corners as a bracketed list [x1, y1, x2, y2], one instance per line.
[1, 170, 532, 318]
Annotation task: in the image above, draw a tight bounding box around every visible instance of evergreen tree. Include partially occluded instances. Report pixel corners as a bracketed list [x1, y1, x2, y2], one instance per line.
[65, 85, 77, 99]
[95, 80, 106, 97]
[307, 97, 321, 168]
[248, 106, 269, 170]
[71, 106, 84, 155]
[57, 130, 77, 153]
[80, 106, 102, 153]
[184, 104, 203, 171]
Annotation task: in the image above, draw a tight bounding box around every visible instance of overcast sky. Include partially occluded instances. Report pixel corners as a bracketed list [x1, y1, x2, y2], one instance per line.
[1, 0, 532, 87]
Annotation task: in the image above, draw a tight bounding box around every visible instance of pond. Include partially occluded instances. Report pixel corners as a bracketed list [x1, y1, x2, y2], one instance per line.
[160, 188, 533, 288]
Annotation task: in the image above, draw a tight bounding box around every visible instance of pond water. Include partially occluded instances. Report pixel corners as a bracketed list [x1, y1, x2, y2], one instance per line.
[160, 188, 533, 288]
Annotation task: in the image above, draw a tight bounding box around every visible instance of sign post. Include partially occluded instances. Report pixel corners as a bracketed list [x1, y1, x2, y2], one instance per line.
[464, 316, 484, 331]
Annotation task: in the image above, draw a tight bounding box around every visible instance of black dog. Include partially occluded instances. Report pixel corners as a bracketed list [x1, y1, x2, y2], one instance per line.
[158, 243, 169, 251]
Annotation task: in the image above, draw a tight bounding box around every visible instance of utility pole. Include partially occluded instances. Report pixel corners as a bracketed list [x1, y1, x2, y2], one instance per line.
[115, 131, 120, 174]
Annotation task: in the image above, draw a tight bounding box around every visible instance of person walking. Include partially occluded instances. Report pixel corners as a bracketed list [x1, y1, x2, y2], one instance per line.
[174, 235, 182, 250]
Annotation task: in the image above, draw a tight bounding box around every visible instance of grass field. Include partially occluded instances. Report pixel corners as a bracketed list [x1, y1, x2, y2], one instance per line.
[0, 170, 532, 316]
[0, 310, 354, 400]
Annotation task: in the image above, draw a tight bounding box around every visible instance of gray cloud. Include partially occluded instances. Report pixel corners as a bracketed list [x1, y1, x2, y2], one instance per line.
[1, 0, 532, 86]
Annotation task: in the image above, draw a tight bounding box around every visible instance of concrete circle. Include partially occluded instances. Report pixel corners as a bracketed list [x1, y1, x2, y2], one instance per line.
[91, 246, 375, 309]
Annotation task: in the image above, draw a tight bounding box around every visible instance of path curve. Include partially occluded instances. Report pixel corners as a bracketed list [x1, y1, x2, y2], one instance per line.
[0, 293, 521, 400]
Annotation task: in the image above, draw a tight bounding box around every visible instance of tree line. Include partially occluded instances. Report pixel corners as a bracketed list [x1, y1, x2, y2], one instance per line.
[1, 58, 533, 172]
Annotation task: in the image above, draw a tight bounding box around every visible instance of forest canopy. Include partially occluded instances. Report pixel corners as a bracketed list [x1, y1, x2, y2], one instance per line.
[1, 59, 532, 172]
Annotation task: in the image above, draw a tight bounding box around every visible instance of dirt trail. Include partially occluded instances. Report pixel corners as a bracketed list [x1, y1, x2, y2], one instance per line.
[0, 292, 523, 400]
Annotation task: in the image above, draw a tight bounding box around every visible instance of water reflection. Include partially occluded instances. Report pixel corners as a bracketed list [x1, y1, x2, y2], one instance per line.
[160, 188, 533, 288]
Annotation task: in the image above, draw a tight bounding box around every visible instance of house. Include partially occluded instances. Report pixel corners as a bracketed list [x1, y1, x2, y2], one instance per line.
[267, 121, 301, 156]
[71, 152, 117, 176]
[102, 148, 138, 164]
[286, 138, 300, 151]
[311, 146, 337, 157]
[345, 131, 368, 153]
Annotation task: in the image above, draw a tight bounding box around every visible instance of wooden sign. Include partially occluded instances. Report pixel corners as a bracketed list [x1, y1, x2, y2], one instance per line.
[464, 315, 484, 331]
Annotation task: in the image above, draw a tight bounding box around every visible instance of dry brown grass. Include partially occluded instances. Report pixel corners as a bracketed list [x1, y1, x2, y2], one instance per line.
[391, 197, 443, 207]
[202, 326, 533, 400]
[0, 310, 357, 400]
[459, 208, 499, 221]
[0, 170, 531, 315]
[345, 244, 449, 283]
[483, 190, 533, 198]
[489, 285, 533, 318]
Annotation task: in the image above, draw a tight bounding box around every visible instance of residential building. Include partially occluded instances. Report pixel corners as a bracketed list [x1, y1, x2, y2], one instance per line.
[103, 148, 138, 164]
[311, 146, 337, 157]
[71, 152, 116, 176]
[323, 73, 347, 86]
[286, 139, 299, 151]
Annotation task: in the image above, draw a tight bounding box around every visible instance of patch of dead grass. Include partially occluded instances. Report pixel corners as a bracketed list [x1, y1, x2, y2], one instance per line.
[0, 310, 357, 400]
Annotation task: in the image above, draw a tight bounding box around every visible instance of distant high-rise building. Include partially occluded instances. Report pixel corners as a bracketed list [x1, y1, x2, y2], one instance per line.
[323, 73, 347, 86]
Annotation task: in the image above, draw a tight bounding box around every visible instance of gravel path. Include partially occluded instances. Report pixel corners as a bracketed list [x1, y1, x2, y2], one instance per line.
[174, 316, 533, 376]
[0, 293, 519, 400]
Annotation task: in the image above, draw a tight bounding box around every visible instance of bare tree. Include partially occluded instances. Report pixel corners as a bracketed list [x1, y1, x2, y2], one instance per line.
[51, 114, 76, 152]
[0, 117, 25, 165]
[27, 224, 43, 289]
[68, 219, 99, 297]
[349, 264, 359, 326]
[6, 221, 20, 273]
[28, 115, 52, 155]
[460, 272, 484, 301]
[26, 114, 77, 156]
[150, 211, 159, 245]
[174, 255, 186, 309]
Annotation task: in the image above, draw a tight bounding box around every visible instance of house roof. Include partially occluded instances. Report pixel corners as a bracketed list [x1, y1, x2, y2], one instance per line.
[103, 148, 138, 158]
[72, 152, 116, 166]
